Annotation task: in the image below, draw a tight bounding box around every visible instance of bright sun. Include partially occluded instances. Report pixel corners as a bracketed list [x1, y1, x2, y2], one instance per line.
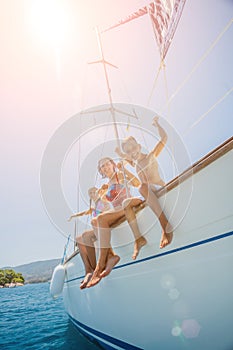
[28, 0, 71, 48]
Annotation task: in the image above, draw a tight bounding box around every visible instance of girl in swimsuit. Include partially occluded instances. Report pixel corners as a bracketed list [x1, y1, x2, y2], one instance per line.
[68, 186, 110, 221]
[68, 187, 111, 289]
[87, 157, 147, 288]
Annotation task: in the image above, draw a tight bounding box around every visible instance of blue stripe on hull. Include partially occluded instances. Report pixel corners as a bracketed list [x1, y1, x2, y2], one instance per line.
[70, 319, 114, 350]
[114, 229, 233, 270]
[65, 230, 233, 284]
[69, 315, 143, 350]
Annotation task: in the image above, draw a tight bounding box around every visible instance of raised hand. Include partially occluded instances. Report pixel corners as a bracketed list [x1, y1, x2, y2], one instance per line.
[152, 116, 159, 127]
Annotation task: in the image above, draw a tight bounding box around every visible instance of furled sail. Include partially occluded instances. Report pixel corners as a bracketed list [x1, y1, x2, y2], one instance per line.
[103, 0, 186, 61]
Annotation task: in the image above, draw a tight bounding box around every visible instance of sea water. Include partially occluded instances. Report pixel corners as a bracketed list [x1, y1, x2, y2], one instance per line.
[0, 283, 100, 349]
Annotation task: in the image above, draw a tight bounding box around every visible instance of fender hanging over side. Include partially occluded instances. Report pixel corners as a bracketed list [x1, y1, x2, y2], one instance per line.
[50, 264, 66, 298]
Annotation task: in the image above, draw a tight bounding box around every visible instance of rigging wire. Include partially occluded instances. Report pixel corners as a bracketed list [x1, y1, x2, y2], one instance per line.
[75, 65, 92, 239]
[96, 27, 134, 198]
[73, 221, 77, 251]
[118, 67, 133, 105]
[68, 65, 89, 247]
[184, 86, 233, 135]
[119, 122, 127, 139]
[162, 63, 176, 177]
[75, 59, 117, 232]
[94, 115, 111, 187]
[74, 123, 82, 246]
[147, 60, 164, 106]
[116, 64, 150, 152]
[146, 16, 232, 169]
[161, 17, 233, 112]
[61, 234, 71, 264]
[117, 68, 134, 132]
[79, 64, 89, 113]
[146, 4, 164, 107]
[162, 63, 170, 115]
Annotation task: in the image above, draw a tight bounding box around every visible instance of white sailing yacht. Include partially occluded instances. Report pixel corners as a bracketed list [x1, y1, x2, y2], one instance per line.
[45, 1, 233, 349]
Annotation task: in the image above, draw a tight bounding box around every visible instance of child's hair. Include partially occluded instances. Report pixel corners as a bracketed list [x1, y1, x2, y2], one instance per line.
[98, 157, 117, 178]
[88, 187, 98, 197]
[121, 136, 138, 152]
[88, 187, 98, 210]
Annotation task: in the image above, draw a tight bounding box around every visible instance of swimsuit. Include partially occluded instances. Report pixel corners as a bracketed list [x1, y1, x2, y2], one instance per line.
[105, 173, 130, 208]
[92, 198, 108, 217]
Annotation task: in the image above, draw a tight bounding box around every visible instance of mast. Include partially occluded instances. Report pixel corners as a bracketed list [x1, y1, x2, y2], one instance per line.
[89, 27, 133, 195]
[89, 27, 121, 149]
[87, 26, 137, 129]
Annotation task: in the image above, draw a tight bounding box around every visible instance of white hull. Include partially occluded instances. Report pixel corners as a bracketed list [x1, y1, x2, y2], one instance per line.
[63, 139, 233, 350]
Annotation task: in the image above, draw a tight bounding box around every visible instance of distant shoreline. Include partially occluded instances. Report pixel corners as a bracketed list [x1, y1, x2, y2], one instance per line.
[0, 258, 60, 286]
[0, 282, 24, 289]
[0, 279, 51, 288]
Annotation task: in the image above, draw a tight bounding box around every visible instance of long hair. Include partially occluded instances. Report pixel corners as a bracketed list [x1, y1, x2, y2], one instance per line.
[98, 157, 117, 178]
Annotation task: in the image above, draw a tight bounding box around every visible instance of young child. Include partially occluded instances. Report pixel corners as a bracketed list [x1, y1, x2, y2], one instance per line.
[115, 116, 173, 249]
[68, 186, 110, 221]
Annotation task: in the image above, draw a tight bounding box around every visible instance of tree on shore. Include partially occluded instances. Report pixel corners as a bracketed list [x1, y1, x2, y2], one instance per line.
[0, 269, 25, 286]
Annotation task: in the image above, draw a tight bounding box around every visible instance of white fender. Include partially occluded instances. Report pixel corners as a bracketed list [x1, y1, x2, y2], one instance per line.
[50, 264, 66, 298]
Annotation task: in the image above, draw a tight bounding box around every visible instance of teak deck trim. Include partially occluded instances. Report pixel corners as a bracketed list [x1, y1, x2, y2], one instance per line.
[157, 136, 233, 197]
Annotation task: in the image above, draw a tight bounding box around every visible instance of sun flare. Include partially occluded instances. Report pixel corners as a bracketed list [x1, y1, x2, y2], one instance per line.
[28, 0, 71, 48]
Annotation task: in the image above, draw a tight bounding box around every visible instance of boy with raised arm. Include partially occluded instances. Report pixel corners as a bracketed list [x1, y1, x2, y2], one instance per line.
[115, 116, 173, 248]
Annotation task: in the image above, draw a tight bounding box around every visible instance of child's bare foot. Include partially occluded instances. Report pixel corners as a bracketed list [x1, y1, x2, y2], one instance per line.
[87, 266, 103, 288]
[100, 255, 120, 278]
[80, 273, 93, 290]
[132, 236, 147, 260]
[160, 225, 173, 249]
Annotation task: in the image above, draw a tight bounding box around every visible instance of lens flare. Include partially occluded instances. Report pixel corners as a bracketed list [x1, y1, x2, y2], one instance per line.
[181, 319, 201, 338]
[160, 274, 176, 290]
[168, 288, 180, 300]
[171, 326, 182, 337]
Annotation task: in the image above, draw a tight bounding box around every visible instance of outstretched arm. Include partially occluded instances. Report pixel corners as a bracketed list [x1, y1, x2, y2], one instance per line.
[150, 116, 167, 157]
[67, 208, 92, 221]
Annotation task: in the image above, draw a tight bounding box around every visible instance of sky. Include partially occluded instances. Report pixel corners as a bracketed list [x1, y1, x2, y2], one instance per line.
[0, 0, 232, 267]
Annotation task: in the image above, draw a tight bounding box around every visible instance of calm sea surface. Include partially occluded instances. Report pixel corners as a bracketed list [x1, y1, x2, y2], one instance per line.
[0, 283, 100, 349]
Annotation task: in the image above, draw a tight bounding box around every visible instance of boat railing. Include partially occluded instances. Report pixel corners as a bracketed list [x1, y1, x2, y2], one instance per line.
[157, 136, 233, 197]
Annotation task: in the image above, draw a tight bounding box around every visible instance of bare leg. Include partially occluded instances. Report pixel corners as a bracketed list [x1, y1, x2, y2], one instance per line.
[76, 230, 96, 289]
[81, 230, 97, 270]
[100, 249, 120, 278]
[80, 272, 93, 290]
[86, 248, 109, 288]
[139, 183, 173, 248]
[123, 198, 147, 260]
[76, 241, 93, 273]
[87, 210, 124, 288]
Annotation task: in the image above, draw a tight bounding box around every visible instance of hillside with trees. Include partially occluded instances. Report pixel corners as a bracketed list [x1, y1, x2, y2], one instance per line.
[1, 259, 60, 285]
[0, 269, 25, 287]
[14, 258, 60, 283]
